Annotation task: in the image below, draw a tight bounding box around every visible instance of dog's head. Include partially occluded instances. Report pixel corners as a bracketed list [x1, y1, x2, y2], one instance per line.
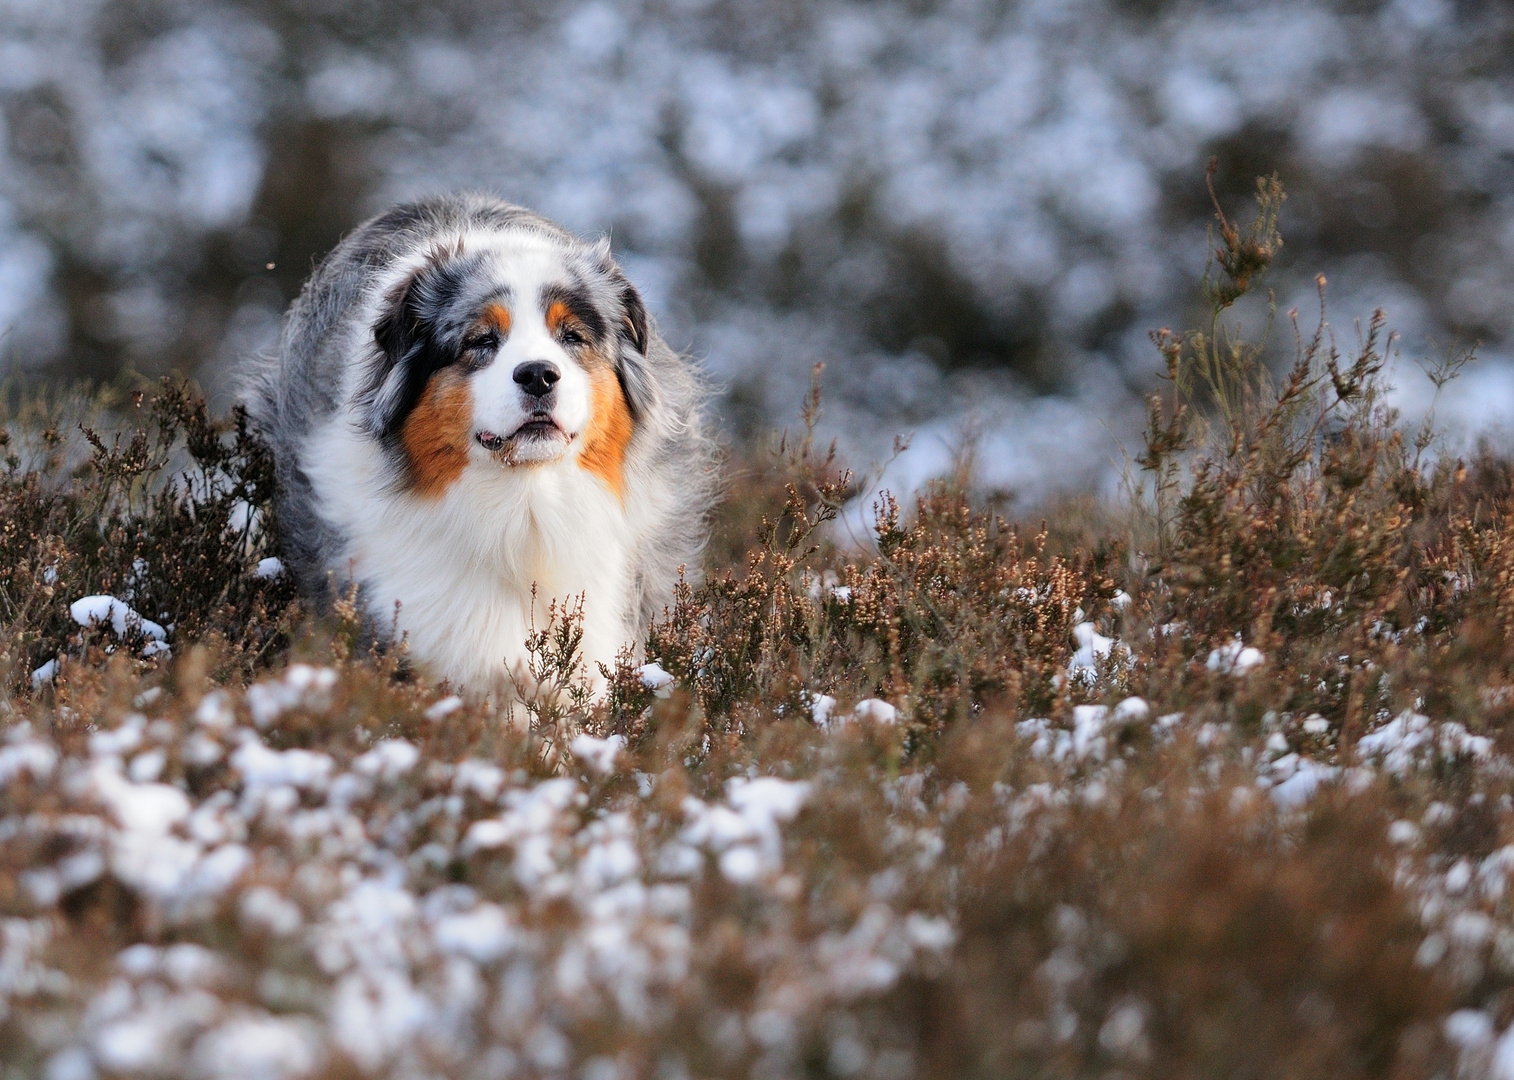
[359, 227, 655, 498]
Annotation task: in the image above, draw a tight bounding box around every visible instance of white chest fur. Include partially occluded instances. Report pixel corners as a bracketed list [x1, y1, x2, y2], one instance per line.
[303, 413, 633, 691]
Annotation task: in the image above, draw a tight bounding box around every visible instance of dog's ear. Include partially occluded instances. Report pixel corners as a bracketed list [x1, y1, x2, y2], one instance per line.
[589, 238, 656, 416]
[373, 272, 419, 376]
[619, 282, 649, 357]
[364, 247, 468, 438]
[614, 281, 658, 420]
[362, 271, 428, 438]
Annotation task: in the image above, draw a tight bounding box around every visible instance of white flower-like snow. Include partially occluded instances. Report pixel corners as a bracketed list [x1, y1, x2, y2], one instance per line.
[70, 595, 169, 657]
[245, 665, 338, 728]
[683, 776, 811, 884]
[192, 1011, 322, 1080]
[1112, 696, 1149, 723]
[1265, 755, 1338, 810]
[850, 699, 898, 725]
[1206, 639, 1264, 675]
[637, 662, 675, 698]
[0, 733, 57, 789]
[230, 738, 334, 793]
[571, 734, 626, 776]
[194, 691, 234, 729]
[424, 695, 463, 721]
[30, 658, 58, 688]
[1355, 710, 1492, 777]
[1069, 621, 1131, 680]
[353, 740, 420, 782]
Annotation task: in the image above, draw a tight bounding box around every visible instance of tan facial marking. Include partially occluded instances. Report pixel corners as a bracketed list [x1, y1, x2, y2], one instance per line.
[546, 299, 590, 339]
[579, 366, 634, 497]
[545, 300, 571, 333]
[401, 368, 473, 497]
[478, 303, 512, 335]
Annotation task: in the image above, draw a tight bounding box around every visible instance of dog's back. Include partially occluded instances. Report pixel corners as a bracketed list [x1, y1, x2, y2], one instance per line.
[244, 193, 715, 690]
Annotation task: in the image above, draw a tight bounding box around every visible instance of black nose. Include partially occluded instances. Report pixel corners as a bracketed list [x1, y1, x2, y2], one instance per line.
[512, 361, 560, 399]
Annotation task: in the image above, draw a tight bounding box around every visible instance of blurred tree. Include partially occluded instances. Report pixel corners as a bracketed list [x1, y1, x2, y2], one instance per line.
[0, 0, 1507, 430]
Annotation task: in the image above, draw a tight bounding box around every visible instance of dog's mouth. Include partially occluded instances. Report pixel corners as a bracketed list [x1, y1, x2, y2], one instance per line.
[476, 415, 570, 453]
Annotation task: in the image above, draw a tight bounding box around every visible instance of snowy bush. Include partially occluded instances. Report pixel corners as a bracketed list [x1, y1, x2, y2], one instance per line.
[6, 175, 1514, 1078]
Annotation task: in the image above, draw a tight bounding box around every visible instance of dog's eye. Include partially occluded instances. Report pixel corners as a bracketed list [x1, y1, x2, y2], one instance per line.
[463, 332, 499, 353]
[559, 327, 586, 346]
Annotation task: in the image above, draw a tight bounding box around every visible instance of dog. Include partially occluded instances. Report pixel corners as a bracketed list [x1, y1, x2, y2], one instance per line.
[245, 193, 715, 693]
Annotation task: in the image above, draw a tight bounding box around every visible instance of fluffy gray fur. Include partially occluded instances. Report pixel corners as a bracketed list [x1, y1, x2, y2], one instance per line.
[242, 192, 716, 644]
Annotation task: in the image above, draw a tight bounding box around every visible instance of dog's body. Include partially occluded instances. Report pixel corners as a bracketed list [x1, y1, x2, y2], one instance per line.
[244, 194, 714, 691]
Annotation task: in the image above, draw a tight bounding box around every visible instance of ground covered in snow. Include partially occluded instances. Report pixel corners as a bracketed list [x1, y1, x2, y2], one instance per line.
[10, 216, 1514, 1078]
[7, 626, 1514, 1080]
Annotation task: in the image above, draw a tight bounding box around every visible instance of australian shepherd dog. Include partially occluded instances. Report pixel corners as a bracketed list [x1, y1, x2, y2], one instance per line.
[245, 193, 715, 694]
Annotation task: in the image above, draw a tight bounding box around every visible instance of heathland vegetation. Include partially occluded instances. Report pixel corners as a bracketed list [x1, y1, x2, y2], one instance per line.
[1, 177, 1512, 1078]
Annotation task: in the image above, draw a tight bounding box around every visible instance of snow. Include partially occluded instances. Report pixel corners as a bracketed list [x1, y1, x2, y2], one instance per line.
[253, 556, 284, 579]
[571, 734, 625, 776]
[12, 640, 1511, 1077]
[453, 760, 506, 802]
[424, 695, 463, 721]
[636, 662, 675, 697]
[0, 726, 847, 1075]
[1446, 1008, 1495, 1054]
[128, 749, 166, 783]
[0, 736, 57, 788]
[230, 739, 334, 793]
[1071, 705, 1110, 762]
[0, 688, 906, 1076]
[88, 760, 190, 834]
[89, 716, 145, 757]
[241, 886, 303, 935]
[1112, 696, 1149, 724]
[729, 776, 811, 823]
[353, 740, 420, 781]
[194, 691, 234, 729]
[69, 595, 168, 651]
[808, 695, 898, 730]
[30, 658, 57, 688]
[191, 1012, 322, 1080]
[245, 664, 338, 727]
[1068, 621, 1116, 675]
[1492, 1023, 1514, 1080]
[432, 902, 516, 964]
[1206, 639, 1265, 674]
[1389, 820, 1422, 845]
[1356, 710, 1493, 776]
[681, 776, 811, 884]
[1018, 699, 1152, 765]
[1098, 1000, 1150, 1058]
[850, 699, 898, 725]
[327, 969, 429, 1071]
[1265, 756, 1339, 810]
[45, 1046, 93, 1080]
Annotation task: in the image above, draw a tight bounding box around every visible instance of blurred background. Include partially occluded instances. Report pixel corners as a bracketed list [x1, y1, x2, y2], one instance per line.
[0, 0, 1511, 503]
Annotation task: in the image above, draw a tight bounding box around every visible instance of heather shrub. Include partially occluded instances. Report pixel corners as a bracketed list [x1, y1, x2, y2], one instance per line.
[0, 380, 299, 699]
[4, 173, 1514, 1079]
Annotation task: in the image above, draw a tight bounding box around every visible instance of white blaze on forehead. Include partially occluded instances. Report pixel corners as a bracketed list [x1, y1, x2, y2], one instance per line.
[460, 233, 599, 456]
